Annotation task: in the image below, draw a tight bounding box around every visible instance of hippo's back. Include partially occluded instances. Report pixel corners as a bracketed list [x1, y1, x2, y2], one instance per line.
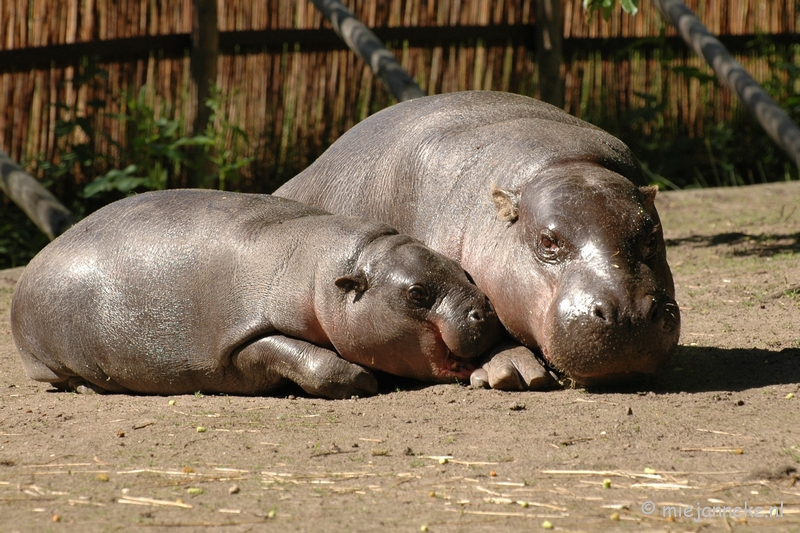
[275, 91, 643, 229]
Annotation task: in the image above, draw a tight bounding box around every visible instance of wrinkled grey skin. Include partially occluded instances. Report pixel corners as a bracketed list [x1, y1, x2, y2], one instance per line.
[276, 91, 681, 386]
[11, 190, 502, 399]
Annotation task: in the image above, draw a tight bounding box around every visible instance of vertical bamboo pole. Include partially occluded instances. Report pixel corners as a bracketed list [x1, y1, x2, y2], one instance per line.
[189, 0, 219, 187]
[536, 0, 564, 107]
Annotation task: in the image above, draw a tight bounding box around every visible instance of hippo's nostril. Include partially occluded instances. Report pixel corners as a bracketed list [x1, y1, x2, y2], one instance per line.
[592, 303, 607, 322]
[590, 299, 619, 323]
[468, 309, 484, 323]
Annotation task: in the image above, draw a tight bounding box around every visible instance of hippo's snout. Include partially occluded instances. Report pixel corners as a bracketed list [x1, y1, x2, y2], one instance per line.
[546, 286, 680, 384]
[440, 294, 502, 361]
[588, 293, 661, 328]
[467, 298, 495, 325]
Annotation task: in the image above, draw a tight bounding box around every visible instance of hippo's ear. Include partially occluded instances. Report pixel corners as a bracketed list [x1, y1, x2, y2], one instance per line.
[639, 185, 658, 211]
[335, 271, 368, 293]
[490, 184, 519, 223]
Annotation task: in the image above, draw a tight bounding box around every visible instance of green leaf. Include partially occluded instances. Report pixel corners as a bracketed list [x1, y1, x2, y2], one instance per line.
[619, 0, 639, 15]
[83, 165, 147, 197]
[173, 136, 214, 148]
[671, 66, 718, 85]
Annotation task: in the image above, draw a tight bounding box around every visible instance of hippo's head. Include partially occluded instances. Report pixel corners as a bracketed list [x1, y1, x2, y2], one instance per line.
[327, 234, 503, 382]
[487, 164, 680, 385]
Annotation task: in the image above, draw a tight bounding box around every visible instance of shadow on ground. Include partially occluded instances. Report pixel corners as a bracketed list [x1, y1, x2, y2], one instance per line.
[585, 345, 800, 395]
[666, 231, 800, 257]
[374, 344, 800, 397]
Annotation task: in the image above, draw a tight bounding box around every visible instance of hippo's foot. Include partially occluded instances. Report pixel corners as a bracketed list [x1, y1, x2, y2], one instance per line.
[235, 335, 379, 399]
[470, 342, 560, 391]
[52, 377, 110, 395]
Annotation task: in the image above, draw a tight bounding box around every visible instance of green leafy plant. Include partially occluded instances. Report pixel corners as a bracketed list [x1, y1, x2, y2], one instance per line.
[84, 86, 202, 197]
[583, 0, 639, 20]
[82, 85, 253, 197]
[23, 64, 253, 203]
[193, 86, 254, 190]
[31, 60, 110, 209]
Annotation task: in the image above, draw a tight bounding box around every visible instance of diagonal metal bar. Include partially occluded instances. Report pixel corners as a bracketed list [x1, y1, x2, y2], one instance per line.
[311, 0, 425, 102]
[0, 151, 74, 240]
[650, 0, 800, 170]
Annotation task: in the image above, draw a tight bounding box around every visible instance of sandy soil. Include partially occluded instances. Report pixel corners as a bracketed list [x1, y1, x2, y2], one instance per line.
[1, 182, 799, 533]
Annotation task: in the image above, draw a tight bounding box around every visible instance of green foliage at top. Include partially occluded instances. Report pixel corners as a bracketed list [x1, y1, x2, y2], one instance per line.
[583, 0, 639, 19]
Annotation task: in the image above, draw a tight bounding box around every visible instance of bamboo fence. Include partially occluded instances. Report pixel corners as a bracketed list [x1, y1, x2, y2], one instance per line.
[0, 0, 798, 191]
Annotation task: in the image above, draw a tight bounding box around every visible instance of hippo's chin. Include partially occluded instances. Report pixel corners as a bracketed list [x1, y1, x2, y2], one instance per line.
[540, 344, 676, 388]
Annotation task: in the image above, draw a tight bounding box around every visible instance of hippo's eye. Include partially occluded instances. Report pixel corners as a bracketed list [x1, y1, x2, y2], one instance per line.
[537, 230, 561, 261]
[643, 225, 660, 259]
[407, 284, 430, 305]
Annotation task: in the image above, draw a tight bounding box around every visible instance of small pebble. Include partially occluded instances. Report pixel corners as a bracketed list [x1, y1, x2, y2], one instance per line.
[229, 484, 240, 495]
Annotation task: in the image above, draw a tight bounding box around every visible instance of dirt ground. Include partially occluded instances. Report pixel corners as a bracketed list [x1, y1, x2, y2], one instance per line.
[1, 181, 799, 533]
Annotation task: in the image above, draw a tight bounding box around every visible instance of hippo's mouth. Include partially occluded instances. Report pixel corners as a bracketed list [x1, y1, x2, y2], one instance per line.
[435, 350, 478, 380]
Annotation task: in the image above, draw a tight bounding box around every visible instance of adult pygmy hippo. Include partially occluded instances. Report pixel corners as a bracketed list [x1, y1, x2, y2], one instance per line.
[276, 91, 681, 386]
[10, 190, 502, 399]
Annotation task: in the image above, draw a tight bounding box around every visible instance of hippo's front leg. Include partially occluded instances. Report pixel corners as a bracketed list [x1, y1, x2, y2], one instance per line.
[470, 341, 560, 391]
[234, 335, 378, 399]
